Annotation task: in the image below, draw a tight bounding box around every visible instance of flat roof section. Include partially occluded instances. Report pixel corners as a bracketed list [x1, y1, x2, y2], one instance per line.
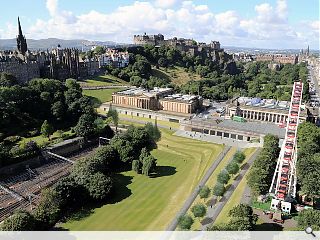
[184, 118, 286, 138]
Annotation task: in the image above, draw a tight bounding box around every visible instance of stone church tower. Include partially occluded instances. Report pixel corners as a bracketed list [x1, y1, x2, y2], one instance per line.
[16, 17, 28, 55]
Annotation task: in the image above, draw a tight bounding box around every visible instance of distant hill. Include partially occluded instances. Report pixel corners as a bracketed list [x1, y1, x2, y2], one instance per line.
[0, 38, 121, 51]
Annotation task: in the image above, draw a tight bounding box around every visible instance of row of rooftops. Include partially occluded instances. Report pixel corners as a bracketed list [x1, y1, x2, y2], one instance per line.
[114, 87, 201, 103]
[237, 97, 291, 110]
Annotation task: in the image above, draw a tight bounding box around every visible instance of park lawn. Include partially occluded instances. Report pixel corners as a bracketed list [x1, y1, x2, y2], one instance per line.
[213, 148, 257, 225]
[189, 147, 237, 230]
[118, 114, 180, 129]
[83, 88, 124, 107]
[61, 129, 224, 230]
[152, 66, 201, 86]
[79, 74, 129, 87]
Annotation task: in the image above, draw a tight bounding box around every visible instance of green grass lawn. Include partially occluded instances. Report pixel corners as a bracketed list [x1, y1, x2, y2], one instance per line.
[61, 129, 224, 230]
[118, 114, 180, 129]
[79, 74, 129, 87]
[214, 148, 257, 225]
[83, 88, 124, 107]
[189, 147, 237, 230]
[152, 66, 201, 86]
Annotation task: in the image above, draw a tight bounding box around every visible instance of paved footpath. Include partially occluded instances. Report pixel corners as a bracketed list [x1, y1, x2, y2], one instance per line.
[166, 145, 232, 231]
[200, 148, 261, 230]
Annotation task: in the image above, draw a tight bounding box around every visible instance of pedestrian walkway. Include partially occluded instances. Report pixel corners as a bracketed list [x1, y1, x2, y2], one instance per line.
[174, 130, 262, 148]
[166, 146, 232, 231]
[200, 148, 261, 230]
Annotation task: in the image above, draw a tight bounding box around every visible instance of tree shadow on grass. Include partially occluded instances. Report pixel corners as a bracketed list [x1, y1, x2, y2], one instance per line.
[254, 223, 284, 231]
[149, 166, 176, 178]
[94, 75, 119, 83]
[58, 173, 133, 226]
[86, 95, 102, 108]
[106, 173, 133, 204]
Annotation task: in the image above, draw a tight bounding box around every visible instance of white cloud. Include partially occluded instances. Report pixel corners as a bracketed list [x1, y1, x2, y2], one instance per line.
[46, 0, 58, 17]
[0, 0, 318, 49]
[154, 0, 179, 8]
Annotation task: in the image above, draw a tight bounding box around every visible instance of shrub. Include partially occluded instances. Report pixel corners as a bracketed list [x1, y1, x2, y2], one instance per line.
[199, 185, 210, 199]
[191, 203, 207, 218]
[178, 214, 194, 230]
[226, 161, 240, 175]
[3, 135, 21, 145]
[213, 183, 225, 197]
[233, 151, 246, 164]
[217, 169, 230, 184]
[0, 210, 36, 231]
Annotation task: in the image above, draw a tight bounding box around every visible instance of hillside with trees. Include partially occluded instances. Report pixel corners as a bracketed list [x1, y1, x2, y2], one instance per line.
[0, 78, 103, 167]
[100, 45, 308, 101]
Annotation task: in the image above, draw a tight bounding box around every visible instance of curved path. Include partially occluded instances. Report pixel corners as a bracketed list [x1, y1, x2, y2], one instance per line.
[166, 145, 232, 231]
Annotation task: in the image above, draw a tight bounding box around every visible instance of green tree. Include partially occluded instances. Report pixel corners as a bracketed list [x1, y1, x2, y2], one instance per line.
[142, 155, 156, 176]
[51, 101, 65, 121]
[94, 46, 105, 55]
[217, 169, 230, 184]
[191, 203, 207, 218]
[177, 214, 194, 230]
[0, 72, 18, 87]
[199, 185, 210, 200]
[41, 120, 54, 140]
[93, 145, 119, 173]
[132, 159, 140, 173]
[213, 183, 225, 197]
[53, 176, 85, 210]
[144, 122, 161, 142]
[74, 113, 96, 137]
[247, 134, 280, 195]
[139, 147, 149, 163]
[297, 209, 320, 231]
[107, 107, 119, 131]
[226, 161, 239, 175]
[158, 57, 168, 67]
[34, 188, 63, 229]
[85, 172, 113, 200]
[0, 210, 36, 231]
[233, 151, 246, 164]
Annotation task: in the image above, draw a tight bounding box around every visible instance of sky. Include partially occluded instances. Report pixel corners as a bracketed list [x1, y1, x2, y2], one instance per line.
[0, 0, 319, 49]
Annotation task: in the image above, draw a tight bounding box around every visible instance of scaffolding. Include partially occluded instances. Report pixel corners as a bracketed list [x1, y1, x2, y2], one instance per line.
[269, 81, 303, 212]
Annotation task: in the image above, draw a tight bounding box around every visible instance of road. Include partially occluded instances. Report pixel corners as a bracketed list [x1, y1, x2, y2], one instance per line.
[200, 148, 261, 230]
[166, 146, 232, 231]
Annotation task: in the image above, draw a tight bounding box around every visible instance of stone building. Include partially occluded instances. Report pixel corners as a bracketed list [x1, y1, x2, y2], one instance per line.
[133, 33, 223, 57]
[0, 18, 101, 83]
[0, 56, 40, 84]
[255, 54, 298, 64]
[111, 87, 202, 114]
[98, 49, 129, 68]
[226, 97, 316, 124]
[133, 33, 165, 46]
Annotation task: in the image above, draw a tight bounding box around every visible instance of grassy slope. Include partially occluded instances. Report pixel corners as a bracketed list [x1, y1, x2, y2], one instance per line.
[213, 148, 257, 225]
[189, 147, 237, 230]
[62, 130, 224, 230]
[83, 88, 124, 107]
[152, 66, 201, 86]
[118, 114, 180, 129]
[79, 74, 129, 87]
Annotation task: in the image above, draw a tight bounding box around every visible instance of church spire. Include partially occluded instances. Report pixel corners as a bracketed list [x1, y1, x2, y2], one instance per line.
[18, 17, 23, 36]
[16, 16, 28, 55]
